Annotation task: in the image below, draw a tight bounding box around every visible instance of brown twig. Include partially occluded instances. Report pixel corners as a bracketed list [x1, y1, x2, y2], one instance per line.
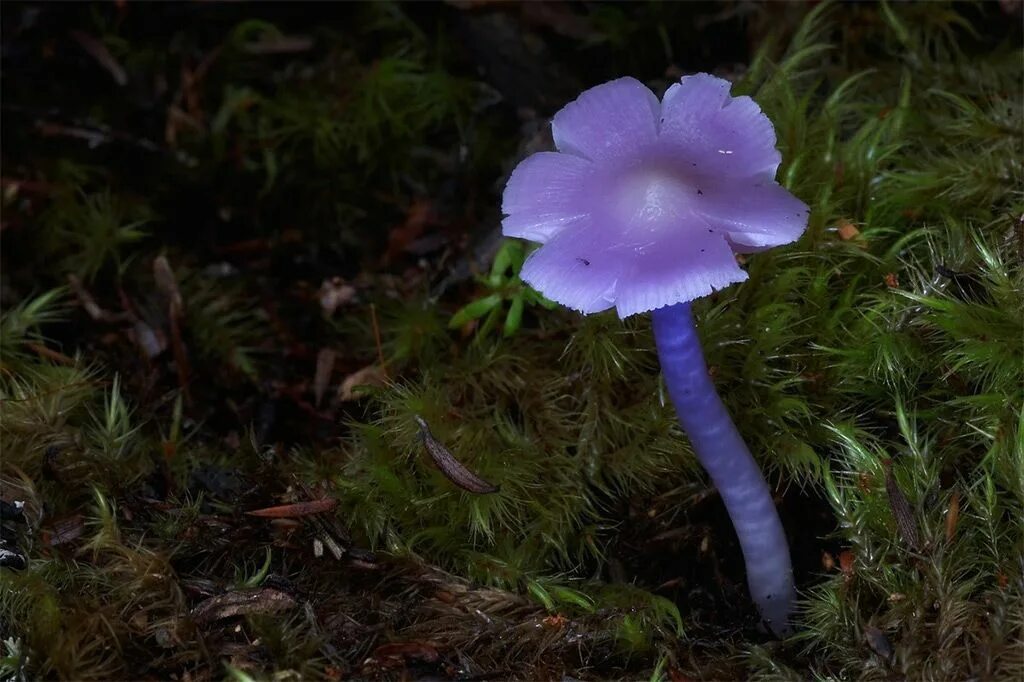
[25, 342, 73, 366]
[246, 498, 338, 518]
[945, 489, 960, 544]
[67, 274, 131, 322]
[69, 30, 127, 86]
[153, 256, 191, 404]
[370, 303, 388, 379]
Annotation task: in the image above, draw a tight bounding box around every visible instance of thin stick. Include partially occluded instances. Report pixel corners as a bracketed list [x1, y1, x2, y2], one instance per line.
[26, 342, 73, 365]
[370, 303, 388, 378]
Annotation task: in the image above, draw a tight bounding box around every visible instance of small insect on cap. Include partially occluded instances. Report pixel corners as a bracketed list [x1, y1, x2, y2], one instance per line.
[502, 74, 811, 319]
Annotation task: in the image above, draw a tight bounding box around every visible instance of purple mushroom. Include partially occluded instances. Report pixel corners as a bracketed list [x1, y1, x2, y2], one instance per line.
[502, 74, 809, 636]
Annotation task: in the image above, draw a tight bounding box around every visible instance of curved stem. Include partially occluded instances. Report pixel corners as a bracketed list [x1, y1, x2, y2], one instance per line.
[651, 302, 795, 636]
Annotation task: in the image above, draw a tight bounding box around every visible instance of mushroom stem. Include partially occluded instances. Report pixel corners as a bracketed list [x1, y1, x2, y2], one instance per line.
[651, 302, 795, 636]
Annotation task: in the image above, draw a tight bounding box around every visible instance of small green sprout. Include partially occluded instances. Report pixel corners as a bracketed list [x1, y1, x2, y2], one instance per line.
[238, 547, 274, 589]
[42, 190, 150, 282]
[448, 240, 556, 337]
[0, 288, 66, 374]
[0, 637, 28, 682]
[525, 578, 596, 614]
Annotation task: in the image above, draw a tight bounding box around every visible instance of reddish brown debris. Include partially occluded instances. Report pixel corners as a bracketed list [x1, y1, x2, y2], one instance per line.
[26, 342, 73, 365]
[945, 489, 960, 544]
[541, 614, 568, 629]
[383, 199, 433, 264]
[837, 219, 861, 241]
[839, 550, 855, 583]
[245, 498, 338, 518]
[371, 641, 440, 664]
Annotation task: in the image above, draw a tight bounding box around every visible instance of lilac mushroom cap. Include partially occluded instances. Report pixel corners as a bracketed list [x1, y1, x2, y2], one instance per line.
[502, 74, 810, 316]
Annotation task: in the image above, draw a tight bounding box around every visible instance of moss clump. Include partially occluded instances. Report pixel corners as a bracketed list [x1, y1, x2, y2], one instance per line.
[1, 1, 1021, 680]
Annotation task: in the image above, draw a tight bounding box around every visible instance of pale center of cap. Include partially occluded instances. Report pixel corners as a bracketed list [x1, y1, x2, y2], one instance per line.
[611, 166, 697, 235]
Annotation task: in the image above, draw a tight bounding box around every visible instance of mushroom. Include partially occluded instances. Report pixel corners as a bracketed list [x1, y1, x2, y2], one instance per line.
[502, 74, 809, 636]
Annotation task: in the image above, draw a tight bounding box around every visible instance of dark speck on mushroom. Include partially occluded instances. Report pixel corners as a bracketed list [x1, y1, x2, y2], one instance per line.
[697, 189, 703, 196]
[576, 257, 591, 266]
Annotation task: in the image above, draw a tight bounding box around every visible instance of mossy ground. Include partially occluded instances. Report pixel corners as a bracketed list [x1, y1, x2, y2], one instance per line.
[1, 2, 1021, 680]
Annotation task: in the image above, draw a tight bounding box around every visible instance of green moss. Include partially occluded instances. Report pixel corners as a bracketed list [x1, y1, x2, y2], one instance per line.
[41, 190, 151, 283]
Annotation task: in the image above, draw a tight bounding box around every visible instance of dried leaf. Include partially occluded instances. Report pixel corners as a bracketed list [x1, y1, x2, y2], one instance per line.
[153, 256, 183, 311]
[839, 550, 855, 583]
[883, 459, 920, 551]
[243, 35, 314, 55]
[864, 625, 893, 660]
[371, 641, 440, 664]
[837, 218, 861, 241]
[414, 415, 498, 494]
[68, 273, 126, 322]
[46, 514, 85, 546]
[69, 30, 127, 86]
[383, 200, 431, 264]
[521, 2, 598, 40]
[669, 669, 697, 682]
[945, 489, 960, 543]
[338, 365, 386, 401]
[167, 310, 191, 403]
[26, 342, 73, 365]
[155, 256, 190, 401]
[313, 348, 336, 407]
[246, 498, 337, 518]
[191, 588, 296, 624]
[319, 277, 356, 316]
[132, 319, 166, 359]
